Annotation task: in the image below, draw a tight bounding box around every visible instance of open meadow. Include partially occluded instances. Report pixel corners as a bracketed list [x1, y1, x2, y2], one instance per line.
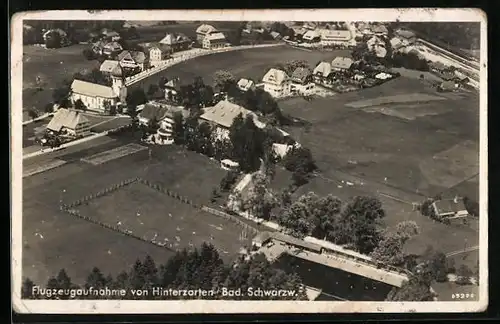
[22, 137, 246, 285]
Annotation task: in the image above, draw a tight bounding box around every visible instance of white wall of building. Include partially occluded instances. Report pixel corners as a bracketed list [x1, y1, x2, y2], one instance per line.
[71, 93, 118, 112]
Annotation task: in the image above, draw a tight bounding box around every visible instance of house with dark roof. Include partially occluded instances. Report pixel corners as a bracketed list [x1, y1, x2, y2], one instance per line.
[159, 33, 192, 52]
[46, 108, 91, 137]
[331, 56, 354, 71]
[395, 29, 417, 45]
[101, 29, 121, 42]
[196, 24, 218, 43]
[290, 67, 315, 95]
[117, 50, 147, 71]
[102, 42, 123, 57]
[138, 101, 189, 145]
[432, 197, 469, 219]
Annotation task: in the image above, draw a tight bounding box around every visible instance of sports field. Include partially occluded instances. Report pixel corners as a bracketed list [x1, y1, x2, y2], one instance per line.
[22, 138, 243, 285]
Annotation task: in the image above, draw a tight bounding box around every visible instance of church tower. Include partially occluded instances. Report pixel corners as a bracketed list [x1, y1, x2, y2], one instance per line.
[110, 65, 127, 103]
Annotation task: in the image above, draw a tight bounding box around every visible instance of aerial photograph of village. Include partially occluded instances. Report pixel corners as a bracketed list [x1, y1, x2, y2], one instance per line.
[19, 19, 481, 302]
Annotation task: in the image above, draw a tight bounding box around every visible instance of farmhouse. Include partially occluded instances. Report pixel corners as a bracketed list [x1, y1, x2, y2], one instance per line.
[202, 32, 229, 50]
[99, 60, 122, 76]
[70, 77, 126, 113]
[101, 29, 121, 42]
[312, 61, 332, 84]
[102, 42, 123, 57]
[432, 197, 469, 219]
[319, 29, 353, 46]
[138, 101, 189, 145]
[331, 56, 354, 72]
[199, 100, 266, 140]
[262, 68, 291, 98]
[196, 24, 218, 43]
[237, 78, 255, 92]
[46, 108, 91, 137]
[159, 33, 192, 52]
[117, 50, 147, 71]
[270, 31, 282, 40]
[302, 30, 321, 43]
[371, 24, 389, 36]
[395, 29, 417, 45]
[290, 67, 315, 95]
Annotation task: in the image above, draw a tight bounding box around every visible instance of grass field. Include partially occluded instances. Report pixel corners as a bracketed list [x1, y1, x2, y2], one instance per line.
[22, 45, 101, 121]
[22, 138, 241, 285]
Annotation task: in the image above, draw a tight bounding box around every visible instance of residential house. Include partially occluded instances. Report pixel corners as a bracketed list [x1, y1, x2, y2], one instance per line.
[46, 108, 91, 137]
[140, 42, 171, 66]
[117, 50, 147, 71]
[70, 76, 126, 113]
[99, 60, 122, 77]
[270, 31, 282, 40]
[319, 29, 353, 46]
[394, 29, 417, 45]
[290, 67, 315, 95]
[148, 47, 163, 67]
[302, 30, 321, 43]
[371, 24, 389, 36]
[202, 32, 229, 50]
[366, 36, 387, 58]
[390, 37, 406, 52]
[199, 100, 266, 140]
[159, 33, 192, 52]
[262, 68, 291, 98]
[429, 61, 448, 73]
[102, 41, 123, 57]
[437, 80, 458, 92]
[237, 78, 255, 92]
[431, 197, 469, 219]
[291, 27, 307, 40]
[92, 40, 106, 55]
[196, 24, 218, 43]
[331, 56, 354, 72]
[303, 22, 318, 30]
[101, 29, 121, 42]
[312, 61, 333, 84]
[138, 101, 189, 145]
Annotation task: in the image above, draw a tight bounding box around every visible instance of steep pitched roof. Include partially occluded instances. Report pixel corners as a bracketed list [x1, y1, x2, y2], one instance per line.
[71, 79, 117, 98]
[99, 60, 120, 73]
[371, 24, 388, 34]
[262, 68, 289, 86]
[130, 51, 146, 64]
[205, 32, 226, 41]
[291, 67, 312, 83]
[159, 33, 191, 45]
[237, 78, 254, 91]
[139, 102, 188, 121]
[103, 41, 123, 51]
[302, 30, 320, 41]
[395, 29, 416, 39]
[117, 50, 132, 61]
[196, 24, 218, 35]
[47, 108, 89, 132]
[313, 61, 332, 77]
[331, 56, 354, 70]
[200, 100, 266, 129]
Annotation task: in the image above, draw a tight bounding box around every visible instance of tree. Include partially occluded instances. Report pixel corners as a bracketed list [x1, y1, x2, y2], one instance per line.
[52, 83, 71, 106]
[220, 171, 238, 192]
[242, 171, 277, 220]
[82, 48, 96, 60]
[420, 246, 449, 282]
[420, 198, 436, 218]
[283, 60, 309, 75]
[463, 196, 479, 217]
[229, 114, 265, 173]
[395, 220, 420, 242]
[85, 267, 107, 291]
[45, 30, 62, 48]
[172, 112, 185, 145]
[336, 196, 385, 254]
[370, 231, 406, 266]
[277, 192, 320, 238]
[386, 274, 435, 301]
[213, 70, 236, 92]
[126, 89, 147, 113]
[44, 103, 54, 113]
[158, 76, 168, 89]
[28, 108, 39, 120]
[456, 265, 473, 285]
[283, 146, 317, 186]
[147, 84, 160, 97]
[74, 99, 87, 111]
[142, 255, 159, 289]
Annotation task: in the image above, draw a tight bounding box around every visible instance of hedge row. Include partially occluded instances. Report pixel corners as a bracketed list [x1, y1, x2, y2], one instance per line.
[138, 178, 200, 208]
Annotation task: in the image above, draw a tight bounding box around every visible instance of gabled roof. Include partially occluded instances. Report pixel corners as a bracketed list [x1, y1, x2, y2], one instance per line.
[103, 42, 123, 50]
[313, 61, 332, 77]
[331, 56, 354, 70]
[291, 67, 312, 84]
[159, 33, 191, 45]
[270, 31, 281, 39]
[302, 30, 321, 40]
[196, 24, 218, 35]
[47, 108, 89, 132]
[99, 60, 120, 73]
[237, 78, 254, 91]
[395, 29, 416, 39]
[270, 232, 323, 253]
[205, 32, 226, 41]
[262, 68, 289, 86]
[71, 79, 117, 98]
[43, 28, 67, 39]
[433, 198, 467, 215]
[429, 61, 447, 71]
[200, 100, 266, 129]
[139, 102, 188, 121]
[371, 24, 388, 34]
[291, 26, 307, 35]
[319, 28, 352, 41]
[117, 51, 132, 61]
[130, 51, 146, 64]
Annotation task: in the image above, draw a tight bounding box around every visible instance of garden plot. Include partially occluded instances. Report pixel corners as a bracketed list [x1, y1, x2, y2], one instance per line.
[81, 143, 148, 165]
[345, 93, 447, 108]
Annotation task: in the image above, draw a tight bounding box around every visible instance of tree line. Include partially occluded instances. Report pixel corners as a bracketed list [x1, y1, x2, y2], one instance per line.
[22, 243, 307, 301]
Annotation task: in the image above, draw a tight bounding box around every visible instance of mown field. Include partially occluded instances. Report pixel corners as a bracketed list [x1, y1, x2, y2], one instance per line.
[22, 139, 242, 285]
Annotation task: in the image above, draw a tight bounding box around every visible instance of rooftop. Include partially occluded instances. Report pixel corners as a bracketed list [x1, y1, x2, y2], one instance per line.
[313, 61, 332, 77]
[205, 32, 227, 41]
[196, 24, 218, 35]
[237, 78, 254, 91]
[99, 60, 120, 73]
[200, 100, 266, 129]
[71, 79, 117, 98]
[433, 198, 467, 215]
[291, 67, 312, 84]
[262, 68, 289, 86]
[139, 101, 188, 122]
[331, 56, 354, 70]
[47, 108, 89, 132]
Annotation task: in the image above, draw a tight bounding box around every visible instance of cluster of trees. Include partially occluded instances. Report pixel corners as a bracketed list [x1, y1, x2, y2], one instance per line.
[283, 146, 317, 186]
[159, 76, 215, 111]
[403, 22, 480, 51]
[391, 51, 430, 71]
[269, 22, 295, 39]
[73, 68, 112, 87]
[370, 221, 420, 266]
[463, 196, 479, 217]
[22, 243, 307, 300]
[125, 88, 148, 117]
[386, 245, 477, 301]
[276, 59, 310, 76]
[276, 193, 386, 254]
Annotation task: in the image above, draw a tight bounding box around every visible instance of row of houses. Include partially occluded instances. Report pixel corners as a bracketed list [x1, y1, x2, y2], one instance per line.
[288, 27, 355, 47]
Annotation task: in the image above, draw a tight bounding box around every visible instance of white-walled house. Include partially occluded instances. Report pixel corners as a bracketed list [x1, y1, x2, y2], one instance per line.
[137, 101, 189, 145]
[46, 108, 91, 137]
[319, 29, 354, 46]
[312, 61, 332, 84]
[262, 68, 291, 98]
[117, 50, 147, 71]
[290, 67, 315, 95]
[237, 78, 255, 92]
[148, 47, 162, 66]
[196, 24, 218, 43]
[202, 32, 229, 50]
